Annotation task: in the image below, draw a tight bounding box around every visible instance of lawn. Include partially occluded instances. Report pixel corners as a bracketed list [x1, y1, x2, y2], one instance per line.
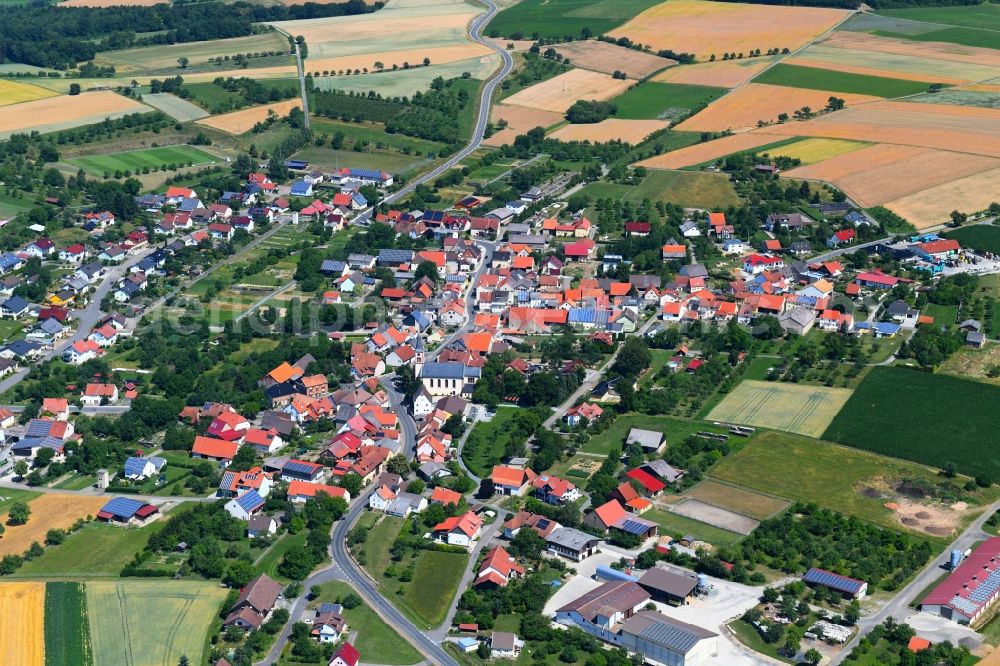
[311, 581, 422, 665]
[67, 145, 220, 176]
[712, 429, 994, 534]
[0, 317, 26, 342]
[14, 521, 166, 578]
[625, 170, 741, 208]
[0, 192, 31, 218]
[487, 0, 663, 39]
[399, 549, 467, 628]
[754, 64, 933, 98]
[86, 580, 228, 666]
[922, 302, 959, 327]
[45, 582, 92, 666]
[309, 118, 446, 155]
[255, 530, 307, 582]
[644, 508, 743, 547]
[581, 414, 731, 455]
[824, 366, 1000, 479]
[291, 146, 426, 174]
[707, 380, 854, 438]
[944, 225, 1000, 255]
[462, 407, 521, 477]
[361, 514, 404, 577]
[877, 3, 1000, 31]
[612, 82, 726, 120]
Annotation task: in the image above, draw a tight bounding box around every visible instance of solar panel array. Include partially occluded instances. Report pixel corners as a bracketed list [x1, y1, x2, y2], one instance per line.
[619, 519, 653, 536]
[123, 457, 148, 477]
[638, 621, 700, 653]
[283, 460, 320, 476]
[102, 496, 145, 519]
[236, 490, 264, 512]
[25, 420, 53, 438]
[951, 566, 1000, 615]
[804, 568, 863, 594]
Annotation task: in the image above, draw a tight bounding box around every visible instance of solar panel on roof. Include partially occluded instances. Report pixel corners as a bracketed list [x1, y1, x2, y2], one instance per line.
[284, 460, 319, 475]
[804, 568, 863, 593]
[619, 519, 652, 535]
[639, 622, 700, 653]
[236, 490, 264, 512]
[536, 518, 551, 530]
[26, 420, 52, 437]
[102, 497, 145, 519]
[123, 458, 148, 477]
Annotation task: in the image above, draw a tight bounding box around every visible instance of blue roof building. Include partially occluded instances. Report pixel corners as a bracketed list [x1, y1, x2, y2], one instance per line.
[97, 497, 157, 523]
[290, 179, 313, 197]
[225, 489, 266, 520]
[804, 568, 868, 598]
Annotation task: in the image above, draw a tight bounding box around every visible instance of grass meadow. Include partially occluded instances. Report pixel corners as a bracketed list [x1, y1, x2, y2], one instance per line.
[754, 63, 933, 98]
[612, 81, 727, 120]
[626, 170, 741, 208]
[824, 366, 1000, 479]
[487, 0, 663, 39]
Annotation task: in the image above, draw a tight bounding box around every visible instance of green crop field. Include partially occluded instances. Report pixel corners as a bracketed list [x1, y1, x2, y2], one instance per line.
[86, 580, 228, 666]
[14, 522, 163, 577]
[708, 380, 854, 438]
[612, 82, 727, 120]
[67, 145, 220, 176]
[310, 118, 446, 155]
[95, 33, 291, 73]
[871, 25, 1000, 49]
[944, 225, 1000, 255]
[313, 581, 422, 665]
[625, 170, 741, 208]
[45, 582, 92, 666]
[824, 366, 1000, 479]
[877, 3, 1000, 31]
[487, 0, 663, 39]
[755, 64, 933, 98]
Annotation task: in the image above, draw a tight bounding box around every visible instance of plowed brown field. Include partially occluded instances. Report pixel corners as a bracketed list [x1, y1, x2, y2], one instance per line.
[552, 40, 675, 79]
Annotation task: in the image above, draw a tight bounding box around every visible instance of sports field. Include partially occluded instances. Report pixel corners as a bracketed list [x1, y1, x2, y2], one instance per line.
[45, 582, 92, 666]
[824, 366, 1000, 479]
[0, 91, 149, 139]
[486, 0, 663, 39]
[771, 137, 868, 165]
[67, 145, 219, 176]
[608, 0, 849, 60]
[0, 495, 106, 557]
[754, 63, 930, 97]
[140, 93, 210, 122]
[0, 79, 57, 106]
[611, 81, 727, 120]
[708, 380, 853, 438]
[0, 582, 44, 666]
[86, 580, 227, 666]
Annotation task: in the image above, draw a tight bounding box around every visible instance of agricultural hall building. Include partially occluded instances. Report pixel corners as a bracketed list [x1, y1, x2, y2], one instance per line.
[921, 537, 1000, 625]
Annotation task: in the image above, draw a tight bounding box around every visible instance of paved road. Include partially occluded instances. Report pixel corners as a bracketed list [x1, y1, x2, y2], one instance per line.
[832, 497, 1000, 665]
[808, 236, 894, 265]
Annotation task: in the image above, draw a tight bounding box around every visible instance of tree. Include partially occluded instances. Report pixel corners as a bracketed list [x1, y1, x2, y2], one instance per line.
[229, 445, 258, 472]
[177, 57, 189, 68]
[805, 648, 821, 665]
[612, 337, 651, 378]
[339, 473, 362, 498]
[342, 592, 362, 609]
[413, 260, 440, 283]
[845, 599, 861, 625]
[179, 657, 191, 666]
[950, 210, 967, 227]
[7, 500, 30, 526]
[374, 61, 384, 72]
[509, 527, 545, 560]
[224, 560, 259, 588]
[68, 83, 81, 96]
[14, 460, 28, 479]
[386, 454, 411, 477]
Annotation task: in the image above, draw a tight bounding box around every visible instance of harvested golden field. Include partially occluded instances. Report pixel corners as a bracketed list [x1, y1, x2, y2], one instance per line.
[502, 68, 632, 113]
[772, 137, 869, 165]
[549, 118, 668, 144]
[608, 0, 848, 60]
[758, 100, 1000, 157]
[0, 495, 107, 556]
[635, 133, 784, 169]
[197, 99, 302, 134]
[552, 40, 675, 79]
[783, 144, 1000, 207]
[0, 582, 44, 666]
[306, 43, 492, 75]
[0, 80, 58, 106]
[653, 56, 778, 88]
[886, 167, 1000, 229]
[483, 104, 564, 146]
[676, 83, 881, 133]
[0, 90, 148, 139]
[789, 43, 1000, 84]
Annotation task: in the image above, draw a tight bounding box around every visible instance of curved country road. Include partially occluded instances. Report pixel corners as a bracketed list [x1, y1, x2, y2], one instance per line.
[257, 5, 512, 663]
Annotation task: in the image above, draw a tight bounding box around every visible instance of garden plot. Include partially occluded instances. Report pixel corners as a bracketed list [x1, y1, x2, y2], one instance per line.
[608, 0, 849, 61]
[707, 380, 853, 438]
[552, 40, 675, 79]
[501, 68, 632, 113]
[667, 498, 759, 535]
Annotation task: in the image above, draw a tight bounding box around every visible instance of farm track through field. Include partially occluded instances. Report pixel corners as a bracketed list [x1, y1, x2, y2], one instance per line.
[115, 584, 134, 666]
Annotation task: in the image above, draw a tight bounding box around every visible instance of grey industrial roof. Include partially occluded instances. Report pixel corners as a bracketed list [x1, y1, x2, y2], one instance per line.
[622, 611, 717, 654]
[637, 566, 699, 598]
[546, 527, 599, 551]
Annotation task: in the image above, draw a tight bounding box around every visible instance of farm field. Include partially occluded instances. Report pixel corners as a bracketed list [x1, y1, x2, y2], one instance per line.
[486, 0, 664, 39]
[611, 81, 727, 120]
[310, 118, 446, 154]
[770, 137, 868, 165]
[502, 68, 632, 113]
[711, 430, 992, 536]
[14, 522, 166, 578]
[140, 93, 210, 122]
[0, 582, 44, 666]
[0, 79, 57, 106]
[753, 63, 931, 97]
[676, 83, 881, 133]
[45, 582, 92, 666]
[197, 99, 302, 134]
[93, 33, 291, 73]
[756, 100, 1000, 157]
[0, 495, 107, 556]
[907, 89, 1000, 109]
[483, 103, 564, 146]
[653, 56, 779, 88]
[707, 380, 853, 438]
[876, 4, 1000, 31]
[312, 54, 500, 97]
[623, 170, 741, 208]
[551, 40, 675, 79]
[884, 166, 1000, 228]
[824, 366, 1000, 479]
[635, 132, 795, 170]
[67, 145, 220, 176]
[783, 144, 1000, 209]
[0, 90, 150, 139]
[684, 479, 789, 520]
[608, 0, 849, 61]
[306, 42, 492, 76]
[943, 225, 1000, 255]
[548, 118, 668, 144]
[86, 580, 227, 666]
[61, 0, 160, 6]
